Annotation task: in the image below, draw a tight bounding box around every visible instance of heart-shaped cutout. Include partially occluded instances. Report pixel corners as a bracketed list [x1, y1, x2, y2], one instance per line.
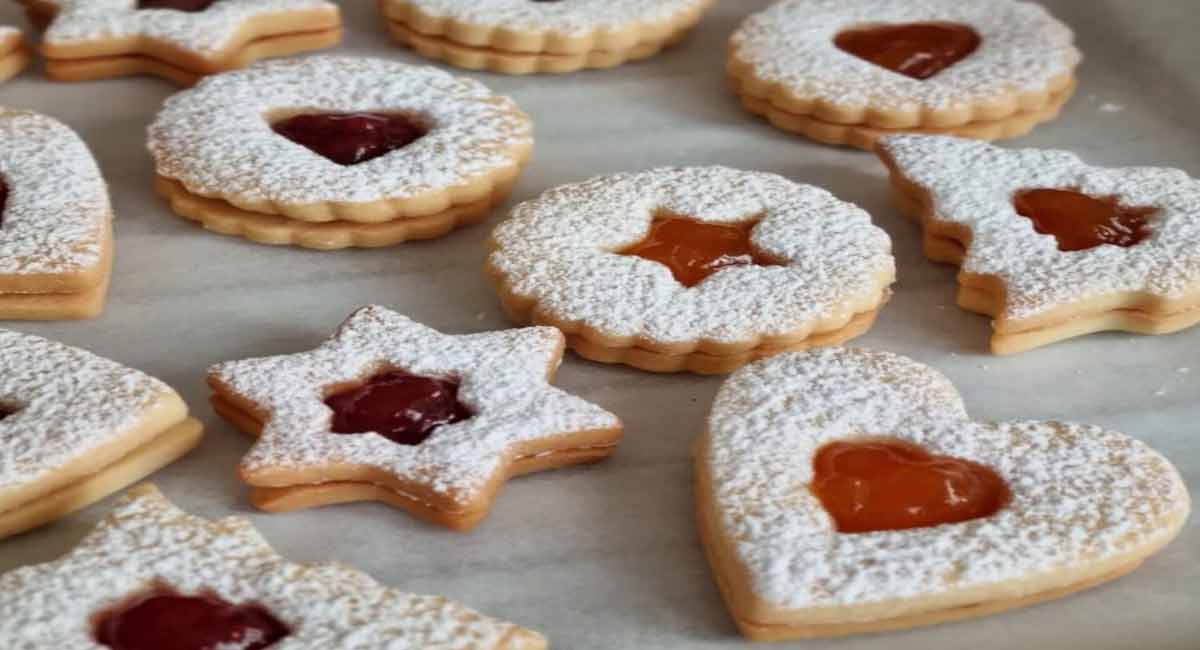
[137, 0, 217, 11]
[1014, 188, 1155, 252]
[272, 112, 427, 166]
[696, 347, 1188, 640]
[95, 588, 290, 650]
[619, 216, 778, 288]
[834, 22, 981, 80]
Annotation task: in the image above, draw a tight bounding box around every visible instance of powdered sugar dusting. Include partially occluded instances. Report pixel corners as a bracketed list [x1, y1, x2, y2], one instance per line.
[148, 56, 533, 207]
[391, 0, 707, 36]
[701, 347, 1189, 609]
[731, 0, 1080, 111]
[878, 135, 1200, 320]
[210, 306, 620, 502]
[0, 110, 109, 276]
[488, 166, 894, 345]
[0, 485, 546, 649]
[37, 0, 338, 54]
[0, 330, 172, 496]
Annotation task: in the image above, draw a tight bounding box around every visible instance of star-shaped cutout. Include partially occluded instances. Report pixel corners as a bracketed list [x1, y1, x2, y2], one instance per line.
[208, 305, 623, 530]
[0, 484, 547, 648]
[876, 134, 1200, 353]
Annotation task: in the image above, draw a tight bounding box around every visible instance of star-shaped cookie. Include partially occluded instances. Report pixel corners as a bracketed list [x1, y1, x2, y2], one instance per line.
[19, 0, 342, 85]
[876, 134, 1200, 354]
[0, 484, 547, 649]
[208, 305, 623, 531]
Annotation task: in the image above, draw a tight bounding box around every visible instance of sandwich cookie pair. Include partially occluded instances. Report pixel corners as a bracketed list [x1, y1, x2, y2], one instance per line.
[380, 0, 716, 74]
[696, 347, 1189, 640]
[16, 0, 342, 85]
[148, 56, 533, 250]
[0, 27, 31, 83]
[0, 331, 202, 540]
[729, 0, 1081, 149]
[208, 305, 623, 531]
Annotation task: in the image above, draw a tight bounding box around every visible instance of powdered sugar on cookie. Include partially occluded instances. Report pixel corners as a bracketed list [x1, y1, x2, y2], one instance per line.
[877, 135, 1200, 320]
[0, 485, 546, 649]
[36, 0, 338, 54]
[0, 110, 110, 276]
[148, 56, 533, 208]
[731, 0, 1080, 112]
[700, 347, 1189, 609]
[209, 305, 620, 502]
[487, 166, 894, 347]
[389, 0, 707, 36]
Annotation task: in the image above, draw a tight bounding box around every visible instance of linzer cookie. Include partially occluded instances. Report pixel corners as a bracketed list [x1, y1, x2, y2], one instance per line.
[148, 56, 533, 250]
[485, 166, 895, 374]
[17, 0, 342, 85]
[0, 26, 31, 83]
[381, 0, 715, 74]
[0, 110, 112, 320]
[0, 484, 548, 649]
[876, 134, 1200, 354]
[208, 305, 622, 531]
[0, 331, 203, 541]
[696, 347, 1190, 640]
[729, 0, 1081, 149]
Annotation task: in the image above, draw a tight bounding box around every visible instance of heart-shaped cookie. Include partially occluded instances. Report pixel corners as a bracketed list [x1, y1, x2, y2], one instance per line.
[695, 347, 1189, 640]
[834, 22, 980, 80]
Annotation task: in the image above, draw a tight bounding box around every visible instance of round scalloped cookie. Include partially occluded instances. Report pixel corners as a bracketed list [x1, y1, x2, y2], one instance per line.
[147, 55, 533, 223]
[729, 0, 1081, 129]
[485, 166, 895, 362]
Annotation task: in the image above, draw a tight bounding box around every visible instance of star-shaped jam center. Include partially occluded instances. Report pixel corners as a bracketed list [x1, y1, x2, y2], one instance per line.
[323, 370, 471, 446]
[835, 22, 981, 80]
[1013, 189, 1156, 252]
[620, 217, 778, 287]
[94, 587, 289, 650]
[137, 0, 218, 12]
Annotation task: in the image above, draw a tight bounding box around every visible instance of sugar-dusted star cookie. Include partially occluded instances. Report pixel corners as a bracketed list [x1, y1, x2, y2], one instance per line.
[208, 305, 623, 531]
[0, 484, 548, 649]
[0, 330, 202, 541]
[0, 109, 113, 320]
[17, 0, 342, 85]
[0, 26, 31, 84]
[696, 347, 1190, 640]
[876, 134, 1200, 354]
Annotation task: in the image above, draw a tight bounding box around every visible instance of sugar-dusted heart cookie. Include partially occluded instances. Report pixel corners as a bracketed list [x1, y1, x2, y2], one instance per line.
[876, 134, 1200, 354]
[0, 484, 547, 649]
[17, 0, 342, 85]
[695, 347, 1189, 640]
[0, 26, 31, 84]
[728, 0, 1081, 149]
[0, 109, 113, 320]
[0, 330, 202, 540]
[208, 305, 622, 531]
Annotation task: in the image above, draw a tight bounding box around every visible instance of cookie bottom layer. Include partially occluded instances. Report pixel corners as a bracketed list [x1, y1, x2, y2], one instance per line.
[0, 45, 31, 84]
[156, 177, 514, 249]
[385, 20, 693, 75]
[735, 80, 1075, 150]
[43, 28, 342, 85]
[0, 417, 203, 540]
[0, 223, 113, 320]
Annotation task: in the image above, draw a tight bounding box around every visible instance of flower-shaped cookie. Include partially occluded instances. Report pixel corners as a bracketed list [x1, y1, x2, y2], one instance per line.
[19, 0, 342, 85]
[0, 484, 547, 649]
[729, 0, 1081, 148]
[0, 330, 201, 540]
[0, 26, 31, 84]
[381, 0, 716, 74]
[0, 109, 113, 320]
[208, 305, 623, 531]
[486, 166, 895, 374]
[696, 347, 1189, 640]
[876, 134, 1200, 354]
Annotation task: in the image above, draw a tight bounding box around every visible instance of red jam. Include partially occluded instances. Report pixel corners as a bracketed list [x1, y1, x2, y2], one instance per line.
[1013, 188, 1155, 252]
[137, 0, 217, 11]
[811, 439, 1010, 534]
[834, 22, 981, 80]
[0, 178, 7, 228]
[620, 217, 777, 287]
[272, 113, 426, 166]
[324, 370, 471, 446]
[94, 589, 289, 650]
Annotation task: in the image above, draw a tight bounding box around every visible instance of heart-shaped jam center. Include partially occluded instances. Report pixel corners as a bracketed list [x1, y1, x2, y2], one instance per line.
[812, 439, 1009, 533]
[324, 370, 471, 446]
[834, 22, 981, 80]
[272, 112, 427, 166]
[94, 589, 289, 650]
[137, 0, 217, 11]
[1013, 189, 1155, 252]
[620, 217, 778, 288]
